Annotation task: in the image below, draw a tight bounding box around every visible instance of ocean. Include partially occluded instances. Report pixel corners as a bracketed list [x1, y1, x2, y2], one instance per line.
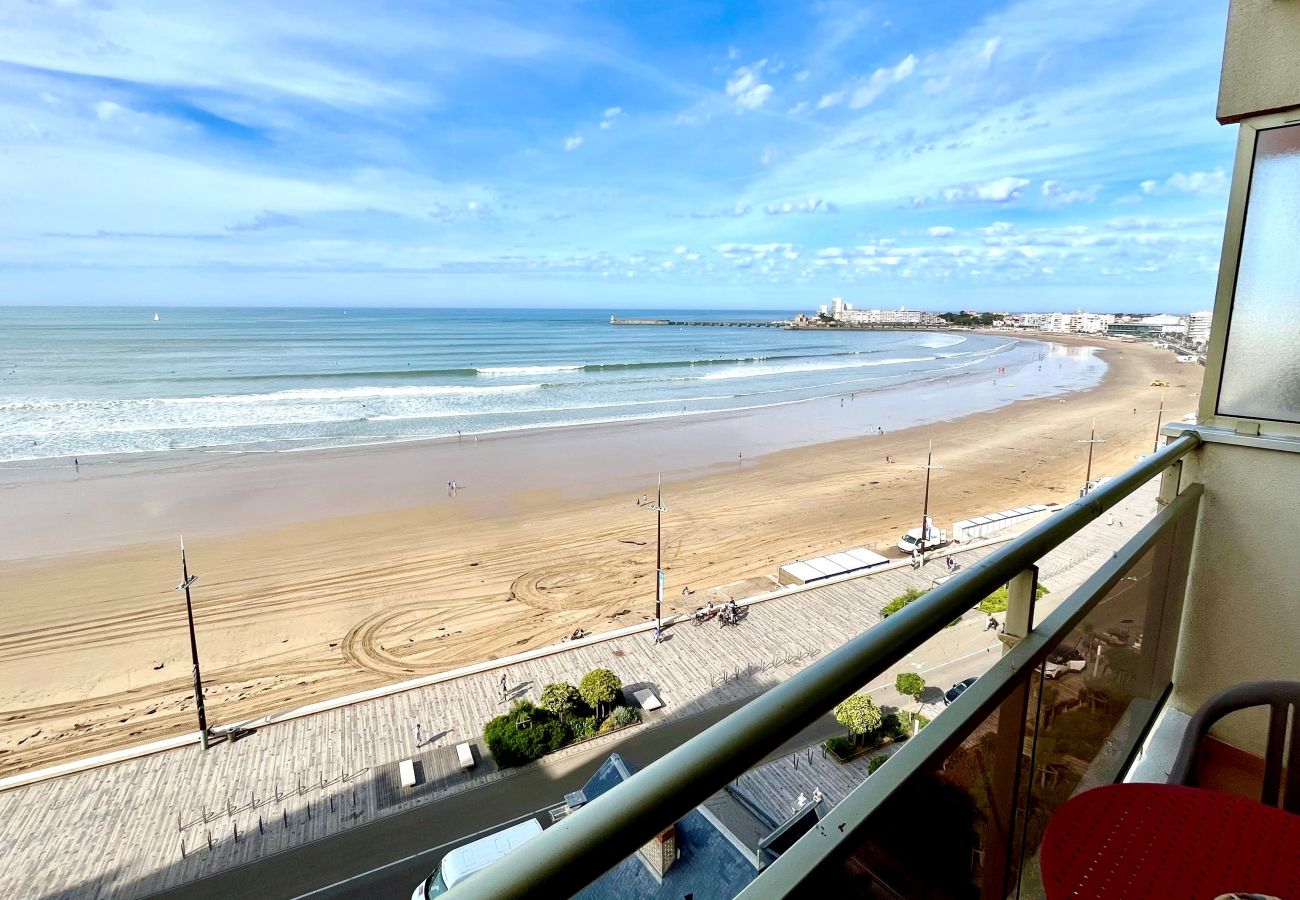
[0, 307, 1100, 462]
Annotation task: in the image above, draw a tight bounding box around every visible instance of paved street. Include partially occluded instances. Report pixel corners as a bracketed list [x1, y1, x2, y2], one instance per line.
[153, 702, 843, 900]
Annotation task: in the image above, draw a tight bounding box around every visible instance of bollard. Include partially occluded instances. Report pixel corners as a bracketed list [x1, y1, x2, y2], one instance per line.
[298, 777, 303, 797]
[275, 783, 281, 802]
[250, 791, 255, 810]
[206, 830, 213, 851]
[306, 800, 311, 820]
[227, 797, 235, 817]
[258, 814, 264, 835]
[177, 811, 182, 833]
[180, 838, 186, 860]
[283, 808, 288, 828]
[201, 803, 208, 824]
[351, 789, 356, 808]
[330, 795, 335, 812]
[233, 821, 239, 844]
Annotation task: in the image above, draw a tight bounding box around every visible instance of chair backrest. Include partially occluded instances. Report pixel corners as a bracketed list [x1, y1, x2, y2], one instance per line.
[1168, 680, 1300, 813]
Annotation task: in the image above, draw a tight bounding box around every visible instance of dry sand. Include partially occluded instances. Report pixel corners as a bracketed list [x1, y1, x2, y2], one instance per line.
[0, 335, 1196, 776]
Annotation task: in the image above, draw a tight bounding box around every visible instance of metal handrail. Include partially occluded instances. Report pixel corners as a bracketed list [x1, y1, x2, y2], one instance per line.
[740, 481, 1203, 896]
[450, 432, 1202, 899]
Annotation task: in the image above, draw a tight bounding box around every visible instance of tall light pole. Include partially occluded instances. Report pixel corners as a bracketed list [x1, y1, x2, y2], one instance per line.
[175, 537, 210, 750]
[1149, 392, 1166, 454]
[1076, 420, 1106, 496]
[908, 441, 942, 564]
[641, 474, 670, 631]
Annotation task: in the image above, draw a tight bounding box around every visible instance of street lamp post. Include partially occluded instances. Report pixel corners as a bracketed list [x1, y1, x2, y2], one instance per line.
[641, 474, 670, 631]
[1076, 419, 1106, 496]
[175, 537, 211, 750]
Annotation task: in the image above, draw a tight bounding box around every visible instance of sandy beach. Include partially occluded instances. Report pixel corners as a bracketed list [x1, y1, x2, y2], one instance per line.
[0, 333, 1194, 776]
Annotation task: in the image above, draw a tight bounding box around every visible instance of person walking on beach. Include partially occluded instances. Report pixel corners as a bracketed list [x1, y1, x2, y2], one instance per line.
[73, 457, 79, 472]
[878, 426, 884, 435]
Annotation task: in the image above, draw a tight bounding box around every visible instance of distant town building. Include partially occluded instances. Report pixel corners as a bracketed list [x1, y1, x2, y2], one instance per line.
[1004, 311, 1113, 333]
[1106, 313, 1187, 338]
[1187, 310, 1213, 346]
[824, 297, 943, 327]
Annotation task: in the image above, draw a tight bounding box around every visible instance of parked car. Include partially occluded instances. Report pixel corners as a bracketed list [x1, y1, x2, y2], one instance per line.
[1044, 645, 1087, 679]
[943, 677, 978, 705]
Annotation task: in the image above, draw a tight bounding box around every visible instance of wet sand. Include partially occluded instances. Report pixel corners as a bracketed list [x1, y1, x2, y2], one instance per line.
[0, 334, 1195, 776]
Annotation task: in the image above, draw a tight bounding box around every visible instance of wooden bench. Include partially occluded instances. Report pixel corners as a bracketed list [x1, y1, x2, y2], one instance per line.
[399, 758, 417, 788]
[456, 742, 475, 769]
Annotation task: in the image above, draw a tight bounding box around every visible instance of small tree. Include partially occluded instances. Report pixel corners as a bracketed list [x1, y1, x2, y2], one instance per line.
[539, 682, 582, 721]
[882, 586, 928, 618]
[868, 754, 889, 775]
[895, 672, 926, 698]
[579, 668, 622, 719]
[834, 693, 883, 748]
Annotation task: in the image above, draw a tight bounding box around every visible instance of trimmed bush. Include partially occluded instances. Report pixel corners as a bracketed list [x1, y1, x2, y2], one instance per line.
[569, 716, 598, 741]
[825, 736, 853, 759]
[483, 701, 568, 768]
[868, 754, 889, 775]
[607, 705, 640, 728]
[539, 682, 584, 720]
[882, 586, 928, 618]
[895, 672, 926, 697]
[978, 582, 1048, 614]
[579, 668, 623, 718]
[834, 693, 883, 748]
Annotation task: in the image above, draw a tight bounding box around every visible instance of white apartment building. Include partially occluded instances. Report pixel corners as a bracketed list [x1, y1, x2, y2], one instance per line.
[1187, 311, 1213, 346]
[1007, 311, 1114, 333]
[825, 298, 942, 326]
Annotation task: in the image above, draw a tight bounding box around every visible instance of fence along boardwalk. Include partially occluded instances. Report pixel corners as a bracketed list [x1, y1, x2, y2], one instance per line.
[0, 484, 1157, 899]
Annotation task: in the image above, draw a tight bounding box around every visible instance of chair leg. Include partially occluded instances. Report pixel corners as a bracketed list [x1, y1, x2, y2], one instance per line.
[1284, 705, 1300, 814]
[1262, 702, 1288, 807]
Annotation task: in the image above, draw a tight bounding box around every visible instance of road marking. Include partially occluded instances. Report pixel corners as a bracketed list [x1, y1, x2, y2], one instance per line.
[288, 804, 561, 899]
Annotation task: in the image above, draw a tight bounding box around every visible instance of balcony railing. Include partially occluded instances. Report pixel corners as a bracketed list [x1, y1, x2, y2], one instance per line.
[449, 432, 1204, 899]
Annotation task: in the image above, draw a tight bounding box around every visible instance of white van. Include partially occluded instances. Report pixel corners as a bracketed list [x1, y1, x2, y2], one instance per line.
[413, 818, 542, 898]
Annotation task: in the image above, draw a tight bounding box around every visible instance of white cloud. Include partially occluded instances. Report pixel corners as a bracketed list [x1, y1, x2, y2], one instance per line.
[599, 106, 622, 129]
[673, 245, 688, 254]
[941, 177, 1030, 203]
[726, 60, 774, 110]
[760, 145, 778, 166]
[975, 37, 1002, 70]
[94, 100, 124, 121]
[1041, 179, 1101, 206]
[794, 69, 811, 82]
[763, 197, 837, 215]
[848, 53, 917, 109]
[788, 101, 810, 115]
[563, 134, 583, 151]
[1142, 168, 1227, 196]
[691, 202, 750, 219]
[927, 226, 956, 237]
[816, 91, 844, 110]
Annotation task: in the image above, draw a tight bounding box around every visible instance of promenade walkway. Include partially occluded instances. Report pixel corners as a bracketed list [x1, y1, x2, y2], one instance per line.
[0, 484, 1157, 899]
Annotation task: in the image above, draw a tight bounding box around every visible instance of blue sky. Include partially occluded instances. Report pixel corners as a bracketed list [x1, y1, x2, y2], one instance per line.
[0, 0, 1234, 312]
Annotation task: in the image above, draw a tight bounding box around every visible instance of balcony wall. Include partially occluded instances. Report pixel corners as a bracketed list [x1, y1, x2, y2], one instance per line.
[1172, 439, 1300, 755]
[1218, 0, 1300, 122]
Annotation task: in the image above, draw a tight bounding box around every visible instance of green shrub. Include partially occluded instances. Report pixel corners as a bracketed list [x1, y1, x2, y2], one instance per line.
[482, 701, 568, 768]
[978, 582, 1048, 614]
[868, 754, 889, 775]
[539, 682, 584, 720]
[579, 668, 623, 718]
[569, 716, 598, 741]
[607, 705, 639, 728]
[825, 736, 852, 759]
[895, 672, 926, 697]
[834, 693, 883, 747]
[882, 586, 928, 618]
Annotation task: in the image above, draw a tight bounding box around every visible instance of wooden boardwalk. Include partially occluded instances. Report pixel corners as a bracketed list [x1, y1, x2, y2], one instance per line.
[0, 485, 1158, 899]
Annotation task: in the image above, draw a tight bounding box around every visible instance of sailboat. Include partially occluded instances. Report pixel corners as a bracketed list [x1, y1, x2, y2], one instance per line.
[153, 313, 160, 322]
